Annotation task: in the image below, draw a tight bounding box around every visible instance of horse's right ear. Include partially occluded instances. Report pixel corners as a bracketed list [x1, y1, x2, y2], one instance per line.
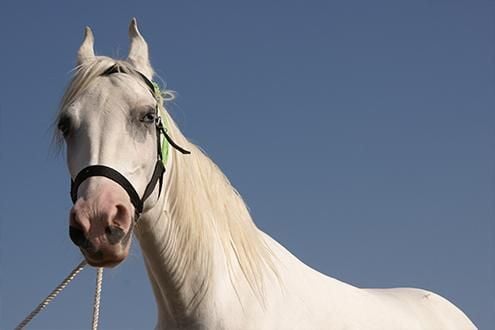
[77, 26, 95, 66]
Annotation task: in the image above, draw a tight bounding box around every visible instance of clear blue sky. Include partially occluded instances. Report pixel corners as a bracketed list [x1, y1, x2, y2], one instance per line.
[1, 0, 493, 329]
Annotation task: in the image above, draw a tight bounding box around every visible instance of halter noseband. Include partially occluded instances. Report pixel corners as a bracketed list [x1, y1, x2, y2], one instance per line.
[70, 64, 190, 220]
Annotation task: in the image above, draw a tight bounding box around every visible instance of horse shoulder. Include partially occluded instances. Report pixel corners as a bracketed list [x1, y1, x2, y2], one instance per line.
[259, 233, 370, 328]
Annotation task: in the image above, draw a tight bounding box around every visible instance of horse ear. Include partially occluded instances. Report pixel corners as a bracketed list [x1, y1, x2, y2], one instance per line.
[77, 27, 95, 65]
[127, 18, 154, 78]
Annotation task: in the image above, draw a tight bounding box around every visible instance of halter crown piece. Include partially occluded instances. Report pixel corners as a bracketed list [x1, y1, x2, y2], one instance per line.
[70, 65, 190, 220]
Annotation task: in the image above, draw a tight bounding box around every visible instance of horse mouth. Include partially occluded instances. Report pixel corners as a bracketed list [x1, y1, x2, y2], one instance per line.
[70, 222, 134, 268]
[79, 229, 133, 268]
[82, 248, 128, 268]
[84, 254, 126, 268]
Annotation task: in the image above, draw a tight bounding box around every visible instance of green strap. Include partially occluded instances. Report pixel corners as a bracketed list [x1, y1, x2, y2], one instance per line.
[160, 112, 170, 164]
[152, 81, 161, 97]
[152, 81, 190, 163]
[151, 81, 169, 164]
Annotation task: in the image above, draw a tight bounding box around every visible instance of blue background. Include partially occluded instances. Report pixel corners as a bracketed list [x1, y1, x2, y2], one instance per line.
[1, 1, 493, 329]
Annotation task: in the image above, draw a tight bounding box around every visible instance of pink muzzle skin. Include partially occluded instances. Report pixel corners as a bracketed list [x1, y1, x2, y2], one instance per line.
[69, 179, 134, 267]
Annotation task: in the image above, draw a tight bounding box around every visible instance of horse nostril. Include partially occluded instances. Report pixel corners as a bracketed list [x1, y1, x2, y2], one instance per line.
[69, 226, 95, 252]
[105, 225, 126, 245]
[69, 226, 87, 247]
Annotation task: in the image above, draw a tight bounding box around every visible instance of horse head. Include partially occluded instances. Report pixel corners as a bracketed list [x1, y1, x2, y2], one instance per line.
[58, 19, 170, 267]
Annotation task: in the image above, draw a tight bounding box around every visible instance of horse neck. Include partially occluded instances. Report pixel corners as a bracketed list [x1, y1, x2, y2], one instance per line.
[134, 115, 277, 326]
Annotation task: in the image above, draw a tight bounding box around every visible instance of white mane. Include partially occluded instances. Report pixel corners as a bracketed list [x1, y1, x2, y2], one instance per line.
[163, 115, 278, 305]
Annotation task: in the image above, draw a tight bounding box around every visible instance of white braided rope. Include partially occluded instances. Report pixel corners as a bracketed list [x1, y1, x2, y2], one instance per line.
[91, 267, 103, 330]
[14, 260, 104, 330]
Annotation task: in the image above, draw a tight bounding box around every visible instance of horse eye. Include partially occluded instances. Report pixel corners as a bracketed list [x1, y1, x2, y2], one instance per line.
[57, 116, 71, 137]
[141, 112, 157, 124]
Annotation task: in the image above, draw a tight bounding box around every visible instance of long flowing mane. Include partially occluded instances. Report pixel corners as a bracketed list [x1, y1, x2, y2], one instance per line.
[57, 58, 278, 306]
[163, 114, 278, 305]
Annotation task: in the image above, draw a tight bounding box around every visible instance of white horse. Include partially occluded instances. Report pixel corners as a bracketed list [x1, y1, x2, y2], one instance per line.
[57, 19, 477, 330]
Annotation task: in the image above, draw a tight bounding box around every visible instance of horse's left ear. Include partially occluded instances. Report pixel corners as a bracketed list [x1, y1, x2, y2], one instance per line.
[127, 18, 154, 79]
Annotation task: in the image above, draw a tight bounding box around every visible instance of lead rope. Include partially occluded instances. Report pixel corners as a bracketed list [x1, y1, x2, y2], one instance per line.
[14, 260, 103, 330]
[92, 267, 103, 330]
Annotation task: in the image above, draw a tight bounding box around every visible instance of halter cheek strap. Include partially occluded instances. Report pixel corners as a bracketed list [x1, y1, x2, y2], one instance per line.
[70, 65, 189, 221]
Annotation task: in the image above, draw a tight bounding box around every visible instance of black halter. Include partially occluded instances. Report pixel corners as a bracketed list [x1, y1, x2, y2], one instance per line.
[70, 64, 190, 220]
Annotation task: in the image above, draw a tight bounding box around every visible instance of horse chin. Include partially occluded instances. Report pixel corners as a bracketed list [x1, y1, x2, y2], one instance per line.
[82, 243, 131, 268]
[86, 258, 124, 268]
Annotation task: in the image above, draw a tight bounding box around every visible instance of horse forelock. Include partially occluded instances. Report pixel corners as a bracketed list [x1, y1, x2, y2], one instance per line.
[53, 57, 173, 147]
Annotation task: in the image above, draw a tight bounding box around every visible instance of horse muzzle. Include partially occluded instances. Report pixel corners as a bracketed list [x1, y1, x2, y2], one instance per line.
[69, 224, 132, 267]
[69, 180, 135, 267]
